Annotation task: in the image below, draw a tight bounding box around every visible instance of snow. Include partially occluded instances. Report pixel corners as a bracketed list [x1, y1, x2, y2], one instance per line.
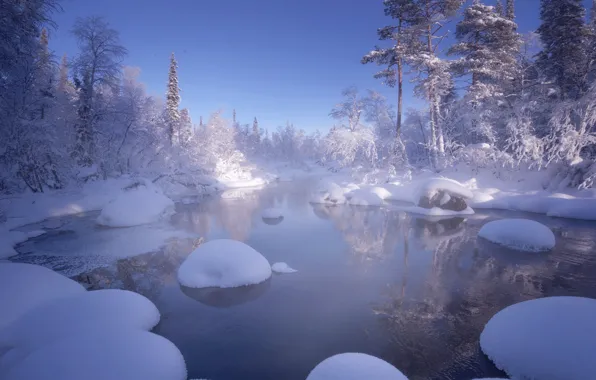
[396, 205, 475, 216]
[478, 219, 555, 252]
[262, 208, 283, 219]
[178, 239, 272, 288]
[546, 199, 596, 220]
[0, 263, 85, 330]
[370, 186, 392, 200]
[480, 296, 596, 380]
[347, 189, 384, 206]
[271, 262, 297, 274]
[310, 181, 347, 205]
[96, 180, 174, 227]
[415, 177, 474, 201]
[4, 329, 187, 380]
[306, 353, 408, 380]
[0, 289, 160, 354]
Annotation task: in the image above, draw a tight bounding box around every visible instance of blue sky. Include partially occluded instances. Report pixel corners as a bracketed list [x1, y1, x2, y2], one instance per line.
[49, 0, 591, 132]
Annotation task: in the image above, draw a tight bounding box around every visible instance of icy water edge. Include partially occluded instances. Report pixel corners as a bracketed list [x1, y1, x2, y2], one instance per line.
[10, 181, 596, 380]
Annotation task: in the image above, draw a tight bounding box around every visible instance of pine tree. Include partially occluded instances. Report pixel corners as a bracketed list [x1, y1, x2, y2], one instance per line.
[537, 0, 589, 99]
[199, 116, 203, 127]
[166, 52, 181, 146]
[58, 54, 69, 92]
[179, 108, 192, 146]
[506, 0, 515, 20]
[233, 109, 237, 125]
[362, 0, 421, 166]
[495, 0, 504, 16]
[37, 28, 53, 120]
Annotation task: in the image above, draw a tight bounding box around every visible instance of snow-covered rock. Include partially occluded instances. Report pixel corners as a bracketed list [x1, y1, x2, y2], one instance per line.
[347, 189, 383, 207]
[96, 180, 174, 227]
[0, 289, 160, 354]
[415, 178, 473, 201]
[480, 296, 596, 380]
[4, 330, 187, 380]
[310, 181, 347, 205]
[306, 353, 408, 380]
[178, 239, 272, 288]
[478, 219, 555, 252]
[0, 263, 85, 330]
[271, 262, 297, 274]
[262, 208, 283, 219]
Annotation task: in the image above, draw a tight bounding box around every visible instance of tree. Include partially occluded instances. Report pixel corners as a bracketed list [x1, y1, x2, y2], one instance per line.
[495, 0, 504, 16]
[179, 108, 192, 147]
[506, 0, 515, 20]
[537, 0, 589, 100]
[362, 0, 421, 165]
[58, 54, 69, 92]
[71, 16, 127, 166]
[330, 86, 365, 131]
[166, 52, 181, 146]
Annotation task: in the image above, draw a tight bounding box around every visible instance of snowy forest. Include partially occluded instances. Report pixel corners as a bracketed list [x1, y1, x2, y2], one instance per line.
[2, 0, 596, 193]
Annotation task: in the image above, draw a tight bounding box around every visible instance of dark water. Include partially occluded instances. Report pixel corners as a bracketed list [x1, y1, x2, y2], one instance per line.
[11, 182, 596, 379]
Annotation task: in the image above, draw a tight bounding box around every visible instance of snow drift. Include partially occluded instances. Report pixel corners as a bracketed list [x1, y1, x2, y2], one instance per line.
[306, 353, 408, 380]
[478, 219, 555, 252]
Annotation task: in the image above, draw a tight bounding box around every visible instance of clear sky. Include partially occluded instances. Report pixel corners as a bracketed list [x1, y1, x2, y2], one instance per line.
[48, 0, 592, 132]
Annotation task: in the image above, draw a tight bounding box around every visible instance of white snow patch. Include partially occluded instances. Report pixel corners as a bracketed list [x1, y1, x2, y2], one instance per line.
[393, 205, 475, 217]
[0, 230, 47, 259]
[4, 329, 187, 380]
[480, 296, 596, 380]
[370, 186, 392, 200]
[415, 178, 474, 201]
[178, 239, 271, 288]
[262, 208, 283, 219]
[478, 219, 555, 252]
[0, 263, 85, 330]
[271, 262, 297, 274]
[306, 353, 408, 380]
[96, 181, 174, 227]
[219, 177, 266, 189]
[347, 189, 383, 207]
[0, 289, 160, 354]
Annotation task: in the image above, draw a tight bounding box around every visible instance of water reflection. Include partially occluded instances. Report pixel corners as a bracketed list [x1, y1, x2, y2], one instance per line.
[262, 216, 284, 225]
[180, 279, 271, 308]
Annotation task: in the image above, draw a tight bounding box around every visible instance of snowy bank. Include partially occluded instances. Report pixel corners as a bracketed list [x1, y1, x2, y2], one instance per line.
[480, 296, 596, 380]
[0, 289, 160, 353]
[271, 262, 297, 274]
[0, 230, 46, 259]
[478, 219, 555, 252]
[306, 353, 408, 380]
[347, 189, 384, 207]
[0, 263, 85, 330]
[4, 330, 187, 380]
[178, 239, 272, 288]
[310, 181, 347, 205]
[96, 180, 174, 227]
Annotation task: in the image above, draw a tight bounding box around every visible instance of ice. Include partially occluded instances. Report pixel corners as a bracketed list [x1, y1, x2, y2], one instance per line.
[480, 296, 596, 380]
[262, 208, 283, 219]
[347, 189, 383, 206]
[415, 178, 474, 200]
[306, 353, 408, 380]
[0, 230, 48, 259]
[4, 329, 187, 380]
[271, 262, 297, 274]
[0, 289, 160, 355]
[0, 263, 85, 330]
[310, 181, 347, 205]
[478, 219, 555, 252]
[96, 180, 174, 227]
[178, 239, 272, 288]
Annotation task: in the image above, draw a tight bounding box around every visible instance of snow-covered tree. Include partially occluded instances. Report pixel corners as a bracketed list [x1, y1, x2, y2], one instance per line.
[506, 0, 515, 20]
[166, 52, 181, 146]
[537, 0, 589, 100]
[179, 108, 192, 147]
[330, 86, 366, 131]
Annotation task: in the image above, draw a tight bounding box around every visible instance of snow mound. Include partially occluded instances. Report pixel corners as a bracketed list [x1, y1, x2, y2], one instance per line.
[415, 178, 473, 200]
[310, 181, 346, 205]
[480, 296, 596, 380]
[478, 219, 555, 252]
[0, 263, 85, 330]
[306, 353, 408, 380]
[178, 239, 272, 288]
[96, 180, 174, 227]
[271, 262, 297, 274]
[0, 289, 160, 353]
[4, 329, 187, 380]
[347, 189, 383, 206]
[399, 205, 475, 216]
[262, 208, 283, 219]
[370, 186, 392, 200]
[343, 183, 360, 192]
